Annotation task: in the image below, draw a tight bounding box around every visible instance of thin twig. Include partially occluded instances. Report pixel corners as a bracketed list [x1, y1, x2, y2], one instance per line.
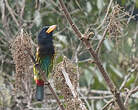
[1, 0, 11, 39]
[119, 73, 131, 90]
[61, 67, 77, 98]
[127, 5, 134, 24]
[102, 99, 114, 110]
[5, 0, 20, 26]
[79, 91, 91, 110]
[28, 52, 65, 110]
[72, 42, 82, 62]
[78, 59, 95, 63]
[58, 0, 82, 39]
[80, 88, 111, 95]
[58, 0, 126, 110]
[35, 0, 40, 9]
[95, 22, 110, 54]
[97, 0, 113, 29]
[124, 86, 138, 106]
[1, 0, 6, 26]
[0, 29, 6, 38]
[20, 0, 25, 20]
[83, 95, 113, 100]
[80, 88, 138, 99]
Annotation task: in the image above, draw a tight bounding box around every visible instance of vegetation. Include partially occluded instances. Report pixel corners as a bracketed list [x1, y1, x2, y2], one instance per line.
[0, 0, 137, 110]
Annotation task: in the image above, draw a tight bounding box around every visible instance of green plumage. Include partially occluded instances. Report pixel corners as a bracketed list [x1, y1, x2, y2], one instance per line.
[34, 54, 53, 101]
[33, 25, 56, 101]
[39, 56, 53, 77]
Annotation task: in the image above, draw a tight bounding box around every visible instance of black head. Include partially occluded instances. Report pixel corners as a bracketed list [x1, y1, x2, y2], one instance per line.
[38, 25, 56, 39]
[37, 25, 56, 55]
[38, 25, 56, 48]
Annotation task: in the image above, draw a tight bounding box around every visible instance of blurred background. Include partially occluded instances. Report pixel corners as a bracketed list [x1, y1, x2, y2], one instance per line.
[0, 0, 138, 110]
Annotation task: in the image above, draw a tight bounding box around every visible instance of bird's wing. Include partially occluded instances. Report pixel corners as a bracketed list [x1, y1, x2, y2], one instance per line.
[34, 47, 55, 77]
[33, 47, 42, 81]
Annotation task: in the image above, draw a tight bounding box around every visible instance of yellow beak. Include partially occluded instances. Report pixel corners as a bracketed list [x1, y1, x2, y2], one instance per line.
[46, 25, 57, 33]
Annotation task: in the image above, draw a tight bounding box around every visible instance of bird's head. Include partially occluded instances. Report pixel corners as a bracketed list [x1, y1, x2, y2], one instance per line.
[38, 25, 57, 39]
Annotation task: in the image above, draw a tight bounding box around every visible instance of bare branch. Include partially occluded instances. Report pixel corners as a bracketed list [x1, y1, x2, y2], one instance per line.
[35, 0, 40, 9]
[1, 0, 6, 25]
[5, 0, 20, 26]
[102, 99, 114, 110]
[58, 0, 82, 39]
[58, 0, 126, 109]
[61, 67, 77, 98]
[78, 59, 95, 63]
[119, 73, 131, 90]
[80, 88, 111, 95]
[95, 23, 110, 54]
[97, 0, 113, 29]
[124, 86, 138, 106]
[79, 91, 91, 110]
[20, 0, 25, 20]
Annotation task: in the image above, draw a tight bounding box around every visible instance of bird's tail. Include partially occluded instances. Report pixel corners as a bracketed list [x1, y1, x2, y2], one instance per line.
[35, 80, 44, 101]
[36, 85, 44, 101]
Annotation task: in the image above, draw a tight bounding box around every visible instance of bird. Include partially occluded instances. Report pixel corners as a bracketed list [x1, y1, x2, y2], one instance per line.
[33, 25, 56, 101]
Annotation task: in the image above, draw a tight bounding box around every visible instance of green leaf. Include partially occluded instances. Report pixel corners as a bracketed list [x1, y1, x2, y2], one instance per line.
[126, 74, 135, 87]
[104, 39, 112, 52]
[136, 0, 138, 8]
[110, 64, 123, 78]
[89, 66, 103, 83]
[84, 69, 93, 87]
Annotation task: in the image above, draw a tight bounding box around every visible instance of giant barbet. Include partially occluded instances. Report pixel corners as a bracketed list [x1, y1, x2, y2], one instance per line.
[33, 25, 56, 101]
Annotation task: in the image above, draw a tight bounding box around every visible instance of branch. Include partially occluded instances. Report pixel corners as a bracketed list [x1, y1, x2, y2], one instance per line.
[78, 59, 95, 63]
[80, 88, 138, 99]
[58, 0, 82, 39]
[79, 91, 91, 110]
[58, 0, 126, 110]
[5, 0, 20, 27]
[20, 0, 25, 20]
[119, 73, 131, 90]
[27, 52, 65, 110]
[83, 95, 113, 100]
[97, 0, 113, 29]
[1, 0, 6, 26]
[1, 0, 11, 39]
[61, 67, 77, 98]
[35, 0, 40, 9]
[95, 23, 110, 54]
[80, 88, 111, 95]
[102, 99, 114, 110]
[124, 86, 138, 106]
